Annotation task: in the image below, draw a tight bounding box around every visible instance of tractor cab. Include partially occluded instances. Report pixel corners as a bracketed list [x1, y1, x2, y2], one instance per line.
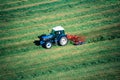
[40, 26, 68, 49]
[50, 26, 65, 38]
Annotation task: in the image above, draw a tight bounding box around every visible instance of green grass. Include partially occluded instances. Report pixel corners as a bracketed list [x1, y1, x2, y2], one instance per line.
[0, 0, 120, 80]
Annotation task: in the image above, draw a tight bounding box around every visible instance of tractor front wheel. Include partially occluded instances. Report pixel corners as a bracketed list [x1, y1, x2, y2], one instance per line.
[45, 42, 52, 49]
[59, 36, 68, 46]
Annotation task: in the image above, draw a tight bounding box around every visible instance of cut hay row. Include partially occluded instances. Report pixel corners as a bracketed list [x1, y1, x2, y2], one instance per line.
[0, 23, 119, 57]
[1, 7, 119, 35]
[1, 2, 88, 26]
[0, 3, 119, 34]
[0, 1, 21, 6]
[0, 0, 120, 80]
[0, 38, 119, 75]
[41, 62, 119, 80]
[1, 49, 119, 80]
[0, 19, 119, 54]
[0, 0, 81, 18]
[1, 2, 119, 28]
[2, 41, 119, 69]
[0, 0, 27, 6]
[0, 14, 119, 42]
[1, 0, 58, 11]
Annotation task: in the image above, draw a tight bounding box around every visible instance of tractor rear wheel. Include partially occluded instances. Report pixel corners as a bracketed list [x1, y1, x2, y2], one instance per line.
[45, 42, 52, 49]
[59, 36, 68, 46]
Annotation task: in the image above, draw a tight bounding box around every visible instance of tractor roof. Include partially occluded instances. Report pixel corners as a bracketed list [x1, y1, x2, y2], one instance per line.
[52, 26, 64, 31]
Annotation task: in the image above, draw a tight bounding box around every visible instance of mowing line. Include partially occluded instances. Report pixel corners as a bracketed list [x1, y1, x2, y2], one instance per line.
[0, 2, 89, 27]
[0, 0, 92, 19]
[73, 23, 120, 35]
[0, 9, 114, 33]
[1, 2, 119, 20]
[0, 21, 119, 51]
[13, 0, 82, 17]
[0, 0, 27, 6]
[0, 15, 119, 44]
[1, 0, 58, 11]
[0, 1, 87, 24]
[0, 38, 119, 65]
[65, 14, 120, 29]
[1, 2, 119, 27]
[0, 39, 119, 76]
[0, 50, 118, 77]
[0, 6, 119, 36]
[3, 39, 118, 59]
[50, 62, 119, 80]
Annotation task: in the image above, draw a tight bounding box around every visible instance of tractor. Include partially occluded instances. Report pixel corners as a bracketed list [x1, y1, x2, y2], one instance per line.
[39, 26, 68, 49]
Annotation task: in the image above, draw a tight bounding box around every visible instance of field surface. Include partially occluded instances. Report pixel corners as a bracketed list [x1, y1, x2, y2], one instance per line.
[0, 0, 120, 80]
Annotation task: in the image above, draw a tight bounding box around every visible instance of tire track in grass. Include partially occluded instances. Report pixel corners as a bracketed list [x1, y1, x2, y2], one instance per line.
[1, 0, 58, 11]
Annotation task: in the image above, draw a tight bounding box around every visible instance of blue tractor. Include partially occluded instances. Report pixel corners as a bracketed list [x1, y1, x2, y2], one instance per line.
[39, 26, 68, 49]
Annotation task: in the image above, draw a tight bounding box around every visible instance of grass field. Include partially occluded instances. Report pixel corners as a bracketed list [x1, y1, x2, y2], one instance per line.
[0, 0, 120, 80]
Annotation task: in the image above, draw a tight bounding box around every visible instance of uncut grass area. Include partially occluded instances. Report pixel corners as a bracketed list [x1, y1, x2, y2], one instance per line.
[0, 0, 120, 80]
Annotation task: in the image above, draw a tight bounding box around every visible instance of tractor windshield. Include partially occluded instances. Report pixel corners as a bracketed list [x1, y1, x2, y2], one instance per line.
[50, 30, 55, 35]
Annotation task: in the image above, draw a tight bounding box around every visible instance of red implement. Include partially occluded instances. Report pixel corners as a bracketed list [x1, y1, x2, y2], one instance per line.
[67, 34, 85, 45]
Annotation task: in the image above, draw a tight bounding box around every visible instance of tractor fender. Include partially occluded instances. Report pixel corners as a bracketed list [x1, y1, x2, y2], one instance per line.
[57, 34, 67, 41]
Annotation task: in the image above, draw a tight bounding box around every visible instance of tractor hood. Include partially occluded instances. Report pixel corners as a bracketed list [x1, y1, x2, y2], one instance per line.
[41, 34, 53, 41]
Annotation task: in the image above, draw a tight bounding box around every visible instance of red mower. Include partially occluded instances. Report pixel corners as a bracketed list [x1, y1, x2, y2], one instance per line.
[67, 34, 85, 45]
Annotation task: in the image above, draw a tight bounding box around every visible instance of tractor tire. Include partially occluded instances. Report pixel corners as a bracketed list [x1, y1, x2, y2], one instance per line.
[45, 42, 52, 49]
[58, 36, 68, 46]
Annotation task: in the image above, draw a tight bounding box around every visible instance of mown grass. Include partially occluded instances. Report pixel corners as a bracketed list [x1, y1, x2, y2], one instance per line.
[1, 1, 120, 28]
[0, 39, 119, 80]
[1, 8, 120, 38]
[0, 0, 120, 80]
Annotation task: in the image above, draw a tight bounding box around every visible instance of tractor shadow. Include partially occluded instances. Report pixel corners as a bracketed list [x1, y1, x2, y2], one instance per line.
[33, 40, 40, 46]
[33, 36, 41, 46]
